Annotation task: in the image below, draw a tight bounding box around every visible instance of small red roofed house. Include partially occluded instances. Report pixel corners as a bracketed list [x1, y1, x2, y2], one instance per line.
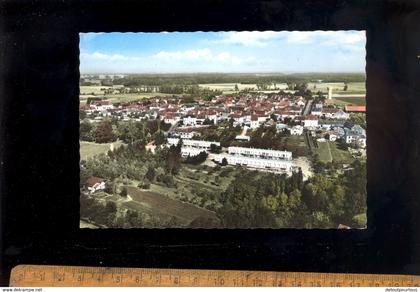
[250, 114, 260, 129]
[303, 114, 319, 128]
[345, 105, 366, 112]
[86, 177, 106, 194]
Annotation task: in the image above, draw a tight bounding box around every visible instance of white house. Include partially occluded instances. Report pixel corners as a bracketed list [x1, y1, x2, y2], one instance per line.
[86, 177, 106, 194]
[235, 135, 251, 142]
[311, 103, 323, 116]
[167, 138, 220, 150]
[250, 115, 260, 129]
[214, 154, 293, 172]
[303, 115, 319, 128]
[183, 116, 197, 126]
[180, 147, 205, 158]
[290, 125, 304, 135]
[179, 131, 195, 139]
[228, 146, 292, 160]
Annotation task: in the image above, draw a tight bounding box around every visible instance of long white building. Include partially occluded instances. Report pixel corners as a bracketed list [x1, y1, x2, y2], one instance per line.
[214, 154, 293, 172]
[167, 138, 220, 150]
[228, 146, 292, 160]
[180, 147, 205, 158]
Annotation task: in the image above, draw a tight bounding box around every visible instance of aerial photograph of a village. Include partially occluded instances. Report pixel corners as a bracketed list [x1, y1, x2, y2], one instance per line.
[79, 31, 367, 229]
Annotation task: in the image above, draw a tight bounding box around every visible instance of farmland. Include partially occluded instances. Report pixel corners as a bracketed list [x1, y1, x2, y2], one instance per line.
[332, 95, 366, 106]
[307, 81, 365, 95]
[198, 83, 288, 94]
[123, 186, 219, 226]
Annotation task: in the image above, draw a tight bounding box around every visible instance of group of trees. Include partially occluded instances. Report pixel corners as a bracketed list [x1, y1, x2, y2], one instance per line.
[80, 117, 171, 145]
[92, 73, 365, 88]
[218, 159, 366, 228]
[195, 121, 241, 147]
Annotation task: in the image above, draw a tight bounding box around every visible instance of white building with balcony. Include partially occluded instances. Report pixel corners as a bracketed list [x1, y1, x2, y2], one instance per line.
[167, 138, 220, 150]
[214, 155, 293, 172]
[228, 146, 292, 160]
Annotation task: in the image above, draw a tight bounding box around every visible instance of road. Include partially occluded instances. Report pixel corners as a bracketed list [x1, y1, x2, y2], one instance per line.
[167, 121, 179, 134]
[302, 99, 313, 116]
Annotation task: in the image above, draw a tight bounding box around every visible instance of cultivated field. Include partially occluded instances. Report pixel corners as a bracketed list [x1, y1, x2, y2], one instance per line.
[307, 82, 365, 94]
[124, 186, 219, 226]
[332, 95, 366, 106]
[80, 141, 124, 160]
[80, 86, 112, 95]
[199, 83, 288, 94]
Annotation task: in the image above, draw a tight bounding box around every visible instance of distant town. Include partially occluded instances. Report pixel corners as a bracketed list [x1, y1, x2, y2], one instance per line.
[80, 73, 367, 229]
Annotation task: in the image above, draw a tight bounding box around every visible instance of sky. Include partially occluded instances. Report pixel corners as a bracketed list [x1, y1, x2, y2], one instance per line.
[79, 31, 366, 74]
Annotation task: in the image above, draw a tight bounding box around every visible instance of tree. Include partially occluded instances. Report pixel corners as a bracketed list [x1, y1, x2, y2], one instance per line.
[221, 157, 228, 166]
[80, 120, 93, 141]
[343, 83, 348, 91]
[167, 144, 182, 174]
[209, 143, 221, 154]
[95, 120, 116, 143]
[154, 131, 166, 146]
[184, 151, 208, 165]
[119, 187, 128, 197]
[145, 166, 156, 182]
[234, 84, 239, 91]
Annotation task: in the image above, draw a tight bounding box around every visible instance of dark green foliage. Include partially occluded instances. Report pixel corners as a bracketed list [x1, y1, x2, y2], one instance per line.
[145, 166, 156, 182]
[184, 151, 208, 165]
[221, 158, 228, 166]
[217, 159, 366, 228]
[94, 120, 116, 143]
[80, 120, 94, 141]
[154, 131, 166, 146]
[119, 187, 128, 197]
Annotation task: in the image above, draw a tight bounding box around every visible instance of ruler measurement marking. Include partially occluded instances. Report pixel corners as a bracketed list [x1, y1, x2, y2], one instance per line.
[9, 265, 420, 287]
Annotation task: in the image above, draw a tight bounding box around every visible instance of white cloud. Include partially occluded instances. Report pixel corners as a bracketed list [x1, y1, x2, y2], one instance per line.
[153, 49, 212, 60]
[283, 31, 365, 45]
[212, 30, 365, 47]
[214, 31, 282, 47]
[80, 51, 139, 62]
[153, 49, 246, 65]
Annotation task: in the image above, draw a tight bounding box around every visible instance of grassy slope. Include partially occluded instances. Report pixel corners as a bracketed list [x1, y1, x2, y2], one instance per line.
[317, 142, 333, 163]
[80, 141, 124, 160]
[329, 142, 354, 164]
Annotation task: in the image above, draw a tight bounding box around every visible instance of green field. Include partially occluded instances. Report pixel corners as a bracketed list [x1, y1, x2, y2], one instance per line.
[315, 141, 353, 164]
[80, 86, 111, 95]
[80, 141, 124, 160]
[332, 96, 366, 106]
[329, 142, 354, 163]
[198, 82, 288, 94]
[317, 142, 333, 163]
[308, 82, 365, 94]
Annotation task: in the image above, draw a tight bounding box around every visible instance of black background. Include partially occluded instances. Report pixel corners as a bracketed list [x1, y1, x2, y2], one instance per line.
[1, 0, 420, 286]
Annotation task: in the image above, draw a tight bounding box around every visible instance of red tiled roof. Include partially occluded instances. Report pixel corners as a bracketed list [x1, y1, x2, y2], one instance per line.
[345, 105, 366, 112]
[322, 108, 339, 114]
[86, 177, 104, 187]
[304, 114, 318, 120]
